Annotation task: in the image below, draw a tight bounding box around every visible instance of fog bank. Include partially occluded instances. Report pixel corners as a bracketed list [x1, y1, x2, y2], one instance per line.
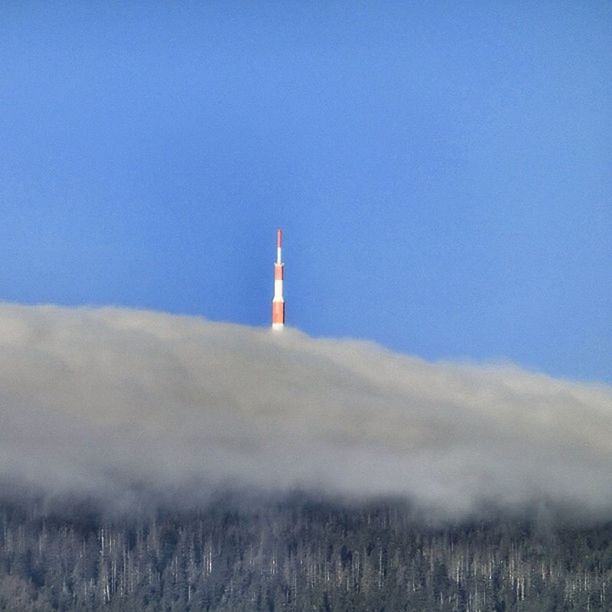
[0, 303, 610, 519]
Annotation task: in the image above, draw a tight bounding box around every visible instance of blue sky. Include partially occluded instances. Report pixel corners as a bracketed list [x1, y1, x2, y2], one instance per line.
[1, 2, 610, 382]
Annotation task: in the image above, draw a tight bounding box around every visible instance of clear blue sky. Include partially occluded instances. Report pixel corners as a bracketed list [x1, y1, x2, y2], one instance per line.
[1, 2, 610, 382]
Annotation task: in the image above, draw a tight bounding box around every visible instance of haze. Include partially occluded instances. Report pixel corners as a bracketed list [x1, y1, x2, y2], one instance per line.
[0, 303, 610, 521]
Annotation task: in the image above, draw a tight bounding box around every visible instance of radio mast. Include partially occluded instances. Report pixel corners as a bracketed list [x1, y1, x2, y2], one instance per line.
[271, 228, 285, 330]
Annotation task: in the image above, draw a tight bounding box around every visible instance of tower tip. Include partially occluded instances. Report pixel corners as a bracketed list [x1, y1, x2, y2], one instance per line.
[272, 228, 285, 329]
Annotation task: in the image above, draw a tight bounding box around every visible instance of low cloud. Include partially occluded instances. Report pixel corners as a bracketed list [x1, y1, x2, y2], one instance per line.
[0, 303, 610, 520]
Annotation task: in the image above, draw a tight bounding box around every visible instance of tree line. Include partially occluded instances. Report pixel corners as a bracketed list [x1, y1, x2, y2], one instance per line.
[0, 496, 609, 611]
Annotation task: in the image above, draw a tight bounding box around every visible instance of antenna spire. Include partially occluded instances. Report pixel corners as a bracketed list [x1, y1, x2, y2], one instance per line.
[272, 228, 285, 330]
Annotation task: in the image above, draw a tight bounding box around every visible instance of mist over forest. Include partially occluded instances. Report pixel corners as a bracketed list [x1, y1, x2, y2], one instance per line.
[0, 303, 610, 610]
[1, 303, 611, 520]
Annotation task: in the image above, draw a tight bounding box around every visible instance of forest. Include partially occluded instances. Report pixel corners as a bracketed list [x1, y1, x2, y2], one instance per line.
[0, 495, 609, 611]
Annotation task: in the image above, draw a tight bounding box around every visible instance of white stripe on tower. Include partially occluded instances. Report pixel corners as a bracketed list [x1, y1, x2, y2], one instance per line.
[272, 228, 285, 330]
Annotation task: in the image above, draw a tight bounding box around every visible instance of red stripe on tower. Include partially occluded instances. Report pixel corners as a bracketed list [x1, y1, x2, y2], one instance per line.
[272, 228, 285, 330]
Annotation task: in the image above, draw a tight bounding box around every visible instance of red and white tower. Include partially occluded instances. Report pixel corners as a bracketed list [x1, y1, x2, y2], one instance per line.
[271, 228, 285, 330]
